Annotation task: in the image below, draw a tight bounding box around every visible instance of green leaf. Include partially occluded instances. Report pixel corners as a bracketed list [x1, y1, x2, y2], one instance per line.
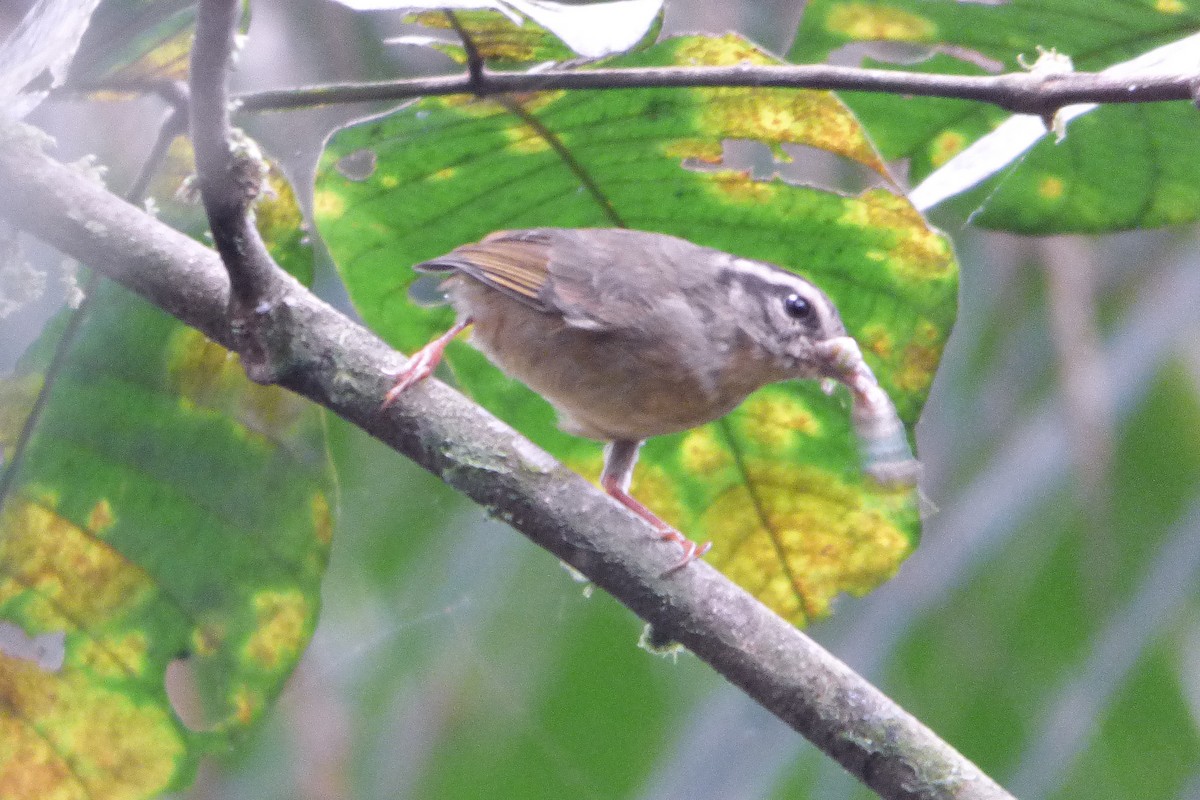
[400, 9, 585, 65]
[0, 283, 331, 799]
[66, 0, 198, 87]
[314, 33, 957, 625]
[65, 0, 252, 90]
[809, 52, 1007, 184]
[969, 101, 1200, 232]
[790, 0, 1199, 68]
[790, 0, 1200, 232]
[397, 1, 663, 64]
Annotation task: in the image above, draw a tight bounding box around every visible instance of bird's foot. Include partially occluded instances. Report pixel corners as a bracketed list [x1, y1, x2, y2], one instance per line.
[601, 475, 711, 573]
[381, 318, 472, 408]
[656, 527, 713, 574]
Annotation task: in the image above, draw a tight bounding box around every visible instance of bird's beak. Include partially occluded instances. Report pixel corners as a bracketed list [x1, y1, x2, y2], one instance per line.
[813, 336, 873, 396]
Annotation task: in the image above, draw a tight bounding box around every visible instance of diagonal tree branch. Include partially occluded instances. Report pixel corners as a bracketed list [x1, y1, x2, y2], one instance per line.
[233, 62, 1200, 116]
[0, 128, 1014, 800]
[190, 0, 274, 305]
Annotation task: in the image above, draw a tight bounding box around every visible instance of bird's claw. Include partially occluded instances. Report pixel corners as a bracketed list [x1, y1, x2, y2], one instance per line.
[381, 349, 437, 408]
[380, 318, 473, 409]
[658, 529, 712, 575]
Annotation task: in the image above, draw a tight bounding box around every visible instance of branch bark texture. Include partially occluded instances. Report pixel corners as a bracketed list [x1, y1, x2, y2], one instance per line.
[189, 0, 285, 388]
[190, 0, 275, 305]
[0, 129, 1013, 800]
[236, 62, 1199, 116]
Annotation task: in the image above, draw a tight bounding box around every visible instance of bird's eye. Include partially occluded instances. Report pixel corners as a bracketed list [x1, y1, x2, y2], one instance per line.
[784, 293, 812, 320]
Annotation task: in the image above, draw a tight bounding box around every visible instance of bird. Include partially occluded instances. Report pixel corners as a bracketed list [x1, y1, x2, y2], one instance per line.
[382, 227, 916, 569]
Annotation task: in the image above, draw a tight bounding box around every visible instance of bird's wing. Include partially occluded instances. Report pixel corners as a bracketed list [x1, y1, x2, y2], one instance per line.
[415, 230, 553, 312]
[415, 229, 616, 330]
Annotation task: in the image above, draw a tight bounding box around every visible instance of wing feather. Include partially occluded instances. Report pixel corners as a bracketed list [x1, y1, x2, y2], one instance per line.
[415, 234, 552, 312]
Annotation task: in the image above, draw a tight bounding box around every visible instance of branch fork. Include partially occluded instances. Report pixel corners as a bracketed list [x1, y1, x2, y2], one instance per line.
[190, 0, 290, 383]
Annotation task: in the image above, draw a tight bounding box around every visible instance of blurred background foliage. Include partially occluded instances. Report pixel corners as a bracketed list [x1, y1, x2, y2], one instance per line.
[2, 1, 1199, 799]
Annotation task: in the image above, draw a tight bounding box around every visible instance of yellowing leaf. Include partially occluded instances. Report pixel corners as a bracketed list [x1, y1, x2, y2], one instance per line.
[315, 33, 957, 625]
[0, 285, 331, 797]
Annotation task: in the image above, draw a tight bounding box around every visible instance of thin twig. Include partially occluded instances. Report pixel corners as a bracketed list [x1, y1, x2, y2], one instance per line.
[0, 276, 96, 519]
[127, 106, 187, 203]
[0, 130, 1016, 800]
[234, 63, 1198, 116]
[443, 10, 485, 90]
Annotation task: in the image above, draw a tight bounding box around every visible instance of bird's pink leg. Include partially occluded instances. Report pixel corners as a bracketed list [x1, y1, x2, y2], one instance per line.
[381, 317, 473, 408]
[603, 440, 711, 572]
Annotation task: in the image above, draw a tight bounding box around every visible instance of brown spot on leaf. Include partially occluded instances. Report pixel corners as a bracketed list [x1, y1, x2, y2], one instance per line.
[503, 122, 552, 154]
[896, 341, 941, 393]
[663, 137, 723, 163]
[861, 323, 895, 361]
[86, 500, 115, 534]
[681, 429, 731, 474]
[312, 189, 345, 220]
[1038, 176, 1065, 199]
[231, 685, 258, 726]
[708, 170, 779, 202]
[0, 654, 183, 800]
[929, 130, 968, 168]
[741, 393, 822, 451]
[311, 493, 333, 546]
[405, 10, 570, 63]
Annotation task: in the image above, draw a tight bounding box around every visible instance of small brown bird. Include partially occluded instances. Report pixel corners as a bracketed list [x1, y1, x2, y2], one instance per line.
[384, 228, 916, 568]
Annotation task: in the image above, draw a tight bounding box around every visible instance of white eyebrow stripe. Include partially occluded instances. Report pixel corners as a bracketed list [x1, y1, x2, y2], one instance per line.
[732, 258, 812, 292]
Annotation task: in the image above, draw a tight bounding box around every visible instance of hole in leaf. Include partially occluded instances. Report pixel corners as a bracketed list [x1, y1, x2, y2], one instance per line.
[778, 142, 900, 195]
[0, 621, 65, 672]
[684, 139, 896, 197]
[334, 149, 377, 181]
[165, 656, 209, 731]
